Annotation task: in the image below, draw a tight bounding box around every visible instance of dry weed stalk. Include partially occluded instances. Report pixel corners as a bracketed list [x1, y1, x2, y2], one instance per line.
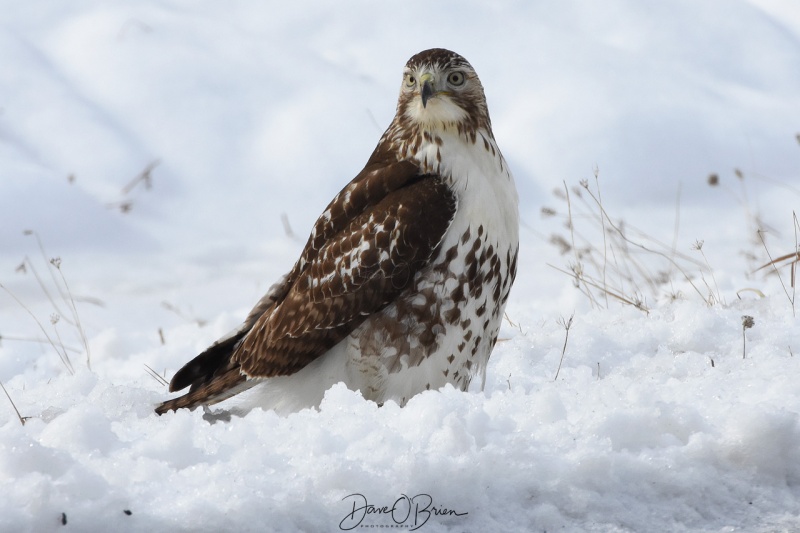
[121, 159, 159, 194]
[753, 212, 799, 316]
[21, 231, 74, 324]
[691, 240, 722, 305]
[105, 160, 160, 212]
[1, 381, 30, 426]
[0, 282, 75, 374]
[554, 314, 574, 381]
[741, 315, 754, 359]
[280, 213, 296, 239]
[0, 333, 80, 352]
[503, 312, 524, 335]
[592, 169, 610, 308]
[50, 258, 91, 369]
[161, 301, 207, 327]
[2, 232, 94, 373]
[545, 175, 710, 311]
[144, 363, 170, 387]
[707, 160, 797, 274]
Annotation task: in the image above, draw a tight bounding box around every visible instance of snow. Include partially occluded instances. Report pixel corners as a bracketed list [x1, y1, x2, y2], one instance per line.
[1, 0, 800, 531]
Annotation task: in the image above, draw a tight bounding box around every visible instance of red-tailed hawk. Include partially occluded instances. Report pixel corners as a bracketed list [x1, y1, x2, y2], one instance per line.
[155, 48, 518, 415]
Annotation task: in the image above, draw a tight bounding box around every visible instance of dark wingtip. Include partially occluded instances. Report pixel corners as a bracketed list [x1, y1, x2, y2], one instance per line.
[168, 332, 245, 392]
[168, 365, 198, 393]
[157, 330, 247, 414]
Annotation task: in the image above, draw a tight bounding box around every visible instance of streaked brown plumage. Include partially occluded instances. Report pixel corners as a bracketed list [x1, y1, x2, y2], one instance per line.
[155, 48, 518, 415]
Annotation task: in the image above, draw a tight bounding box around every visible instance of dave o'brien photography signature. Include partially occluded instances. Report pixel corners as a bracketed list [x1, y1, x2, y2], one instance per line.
[339, 492, 468, 530]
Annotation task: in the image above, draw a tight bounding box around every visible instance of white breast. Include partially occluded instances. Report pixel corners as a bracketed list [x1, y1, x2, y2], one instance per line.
[421, 128, 519, 251]
[339, 130, 520, 405]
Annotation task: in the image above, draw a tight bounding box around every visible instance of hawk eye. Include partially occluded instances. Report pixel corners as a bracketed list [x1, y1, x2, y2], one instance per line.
[447, 71, 465, 86]
[404, 74, 416, 88]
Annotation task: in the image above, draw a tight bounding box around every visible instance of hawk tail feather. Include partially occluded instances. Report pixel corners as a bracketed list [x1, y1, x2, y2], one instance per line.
[154, 369, 255, 415]
[155, 331, 250, 415]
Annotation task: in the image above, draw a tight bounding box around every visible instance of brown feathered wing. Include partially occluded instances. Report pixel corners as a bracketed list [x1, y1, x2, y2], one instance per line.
[155, 158, 457, 414]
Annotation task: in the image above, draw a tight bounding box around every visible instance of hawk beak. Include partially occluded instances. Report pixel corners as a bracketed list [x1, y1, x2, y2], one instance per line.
[420, 73, 435, 108]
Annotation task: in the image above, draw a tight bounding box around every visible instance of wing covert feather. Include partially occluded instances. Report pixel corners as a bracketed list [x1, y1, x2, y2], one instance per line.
[235, 173, 456, 377]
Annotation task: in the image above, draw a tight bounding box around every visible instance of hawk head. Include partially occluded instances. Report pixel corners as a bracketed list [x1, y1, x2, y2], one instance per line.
[395, 48, 492, 135]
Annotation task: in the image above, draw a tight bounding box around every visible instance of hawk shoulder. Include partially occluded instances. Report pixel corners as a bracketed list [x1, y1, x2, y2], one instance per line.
[234, 160, 457, 376]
